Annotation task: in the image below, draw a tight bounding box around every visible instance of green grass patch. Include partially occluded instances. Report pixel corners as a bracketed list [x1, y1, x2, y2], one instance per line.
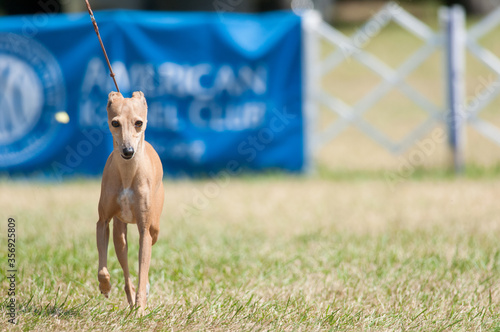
[1, 178, 500, 330]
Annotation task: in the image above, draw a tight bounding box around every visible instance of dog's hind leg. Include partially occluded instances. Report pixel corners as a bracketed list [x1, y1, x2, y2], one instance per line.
[113, 217, 136, 307]
[96, 217, 111, 297]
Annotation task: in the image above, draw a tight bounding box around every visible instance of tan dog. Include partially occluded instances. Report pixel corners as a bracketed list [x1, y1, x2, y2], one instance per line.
[96, 91, 164, 314]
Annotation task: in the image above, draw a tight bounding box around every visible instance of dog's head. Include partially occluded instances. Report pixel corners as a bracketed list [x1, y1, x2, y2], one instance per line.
[106, 91, 148, 161]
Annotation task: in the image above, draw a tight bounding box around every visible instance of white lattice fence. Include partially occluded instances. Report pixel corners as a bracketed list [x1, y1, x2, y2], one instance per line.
[304, 2, 443, 155]
[303, 2, 500, 171]
[465, 6, 500, 145]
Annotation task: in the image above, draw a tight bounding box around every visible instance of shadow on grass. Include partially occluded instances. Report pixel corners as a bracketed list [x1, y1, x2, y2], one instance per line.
[7, 292, 89, 319]
[2, 290, 166, 326]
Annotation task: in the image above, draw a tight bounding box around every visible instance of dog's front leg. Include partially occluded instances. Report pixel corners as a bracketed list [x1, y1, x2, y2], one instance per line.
[113, 217, 136, 307]
[97, 218, 111, 297]
[135, 219, 152, 314]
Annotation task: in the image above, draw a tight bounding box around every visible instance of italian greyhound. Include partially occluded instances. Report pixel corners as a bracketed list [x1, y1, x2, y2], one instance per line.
[96, 91, 164, 314]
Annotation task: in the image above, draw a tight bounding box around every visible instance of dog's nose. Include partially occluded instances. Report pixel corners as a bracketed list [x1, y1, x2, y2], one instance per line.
[122, 147, 134, 157]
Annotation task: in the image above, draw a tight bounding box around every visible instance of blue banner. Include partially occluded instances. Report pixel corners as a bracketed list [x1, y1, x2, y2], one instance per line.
[0, 10, 305, 178]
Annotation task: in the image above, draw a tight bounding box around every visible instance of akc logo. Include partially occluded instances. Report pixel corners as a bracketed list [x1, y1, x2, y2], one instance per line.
[0, 33, 66, 168]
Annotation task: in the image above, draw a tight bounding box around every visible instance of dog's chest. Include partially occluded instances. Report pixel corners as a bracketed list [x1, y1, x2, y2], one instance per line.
[117, 188, 134, 223]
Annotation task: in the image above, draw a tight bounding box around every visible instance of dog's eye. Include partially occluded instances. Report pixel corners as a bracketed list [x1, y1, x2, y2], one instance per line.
[111, 120, 120, 128]
[135, 121, 143, 128]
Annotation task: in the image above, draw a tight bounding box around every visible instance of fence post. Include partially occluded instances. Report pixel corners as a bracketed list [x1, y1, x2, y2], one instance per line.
[302, 10, 321, 174]
[441, 5, 466, 173]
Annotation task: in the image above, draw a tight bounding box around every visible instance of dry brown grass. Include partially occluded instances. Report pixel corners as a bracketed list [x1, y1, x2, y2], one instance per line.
[1, 177, 500, 330]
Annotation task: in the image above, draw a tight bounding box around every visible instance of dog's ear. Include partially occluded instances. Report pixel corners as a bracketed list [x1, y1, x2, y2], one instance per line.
[107, 91, 123, 109]
[132, 91, 147, 106]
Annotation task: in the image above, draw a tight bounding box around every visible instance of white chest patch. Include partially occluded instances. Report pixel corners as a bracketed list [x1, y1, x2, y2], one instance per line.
[117, 188, 134, 223]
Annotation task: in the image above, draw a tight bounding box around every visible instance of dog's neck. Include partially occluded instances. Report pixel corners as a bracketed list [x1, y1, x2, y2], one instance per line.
[114, 135, 145, 189]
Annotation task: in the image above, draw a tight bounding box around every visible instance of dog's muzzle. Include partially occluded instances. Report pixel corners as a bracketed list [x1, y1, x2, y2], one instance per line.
[121, 147, 134, 160]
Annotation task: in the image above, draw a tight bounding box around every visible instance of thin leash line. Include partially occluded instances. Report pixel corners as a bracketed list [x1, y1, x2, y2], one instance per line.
[85, 0, 120, 93]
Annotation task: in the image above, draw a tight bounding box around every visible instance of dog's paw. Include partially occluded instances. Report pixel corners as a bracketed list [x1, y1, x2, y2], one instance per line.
[98, 269, 111, 297]
[125, 283, 136, 306]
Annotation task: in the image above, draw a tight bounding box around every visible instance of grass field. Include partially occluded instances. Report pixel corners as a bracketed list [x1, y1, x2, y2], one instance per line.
[3, 2, 500, 331]
[1, 175, 500, 331]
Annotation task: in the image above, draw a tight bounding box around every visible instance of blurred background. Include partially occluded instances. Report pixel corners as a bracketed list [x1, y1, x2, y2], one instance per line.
[1, 0, 500, 178]
[1, 0, 499, 18]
